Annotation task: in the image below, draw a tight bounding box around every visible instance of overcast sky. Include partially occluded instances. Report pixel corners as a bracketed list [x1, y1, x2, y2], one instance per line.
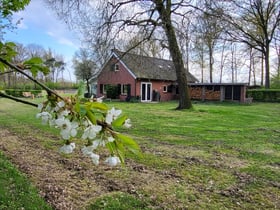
[4, 0, 80, 81]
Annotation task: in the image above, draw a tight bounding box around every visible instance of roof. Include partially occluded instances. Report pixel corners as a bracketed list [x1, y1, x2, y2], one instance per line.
[112, 49, 198, 83]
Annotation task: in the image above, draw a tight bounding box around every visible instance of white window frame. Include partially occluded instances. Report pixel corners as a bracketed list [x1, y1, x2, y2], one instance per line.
[163, 85, 167, 92]
[121, 84, 128, 95]
[114, 64, 120, 71]
[141, 82, 152, 102]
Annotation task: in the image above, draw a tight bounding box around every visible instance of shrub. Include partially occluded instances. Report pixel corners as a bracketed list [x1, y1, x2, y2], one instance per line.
[247, 89, 280, 102]
[106, 85, 119, 99]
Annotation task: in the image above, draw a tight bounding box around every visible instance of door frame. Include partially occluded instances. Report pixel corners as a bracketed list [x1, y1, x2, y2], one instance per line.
[141, 82, 152, 102]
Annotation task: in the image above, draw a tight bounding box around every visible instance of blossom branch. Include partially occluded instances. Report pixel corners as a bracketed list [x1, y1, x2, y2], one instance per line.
[0, 57, 64, 100]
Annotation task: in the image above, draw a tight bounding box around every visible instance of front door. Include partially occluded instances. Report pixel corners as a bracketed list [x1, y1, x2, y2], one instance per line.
[141, 82, 152, 102]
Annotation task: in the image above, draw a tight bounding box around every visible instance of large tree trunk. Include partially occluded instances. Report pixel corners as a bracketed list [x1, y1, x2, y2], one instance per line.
[264, 44, 270, 88]
[155, 0, 192, 110]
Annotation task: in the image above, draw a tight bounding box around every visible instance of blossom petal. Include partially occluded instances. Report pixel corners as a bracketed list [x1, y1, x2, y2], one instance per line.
[59, 144, 74, 154]
[105, 156, 121, 167]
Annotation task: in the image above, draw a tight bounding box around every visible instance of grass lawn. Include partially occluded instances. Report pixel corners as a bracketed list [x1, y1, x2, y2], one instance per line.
[0, 97, 279, 209]
[0, 151, 52, 209]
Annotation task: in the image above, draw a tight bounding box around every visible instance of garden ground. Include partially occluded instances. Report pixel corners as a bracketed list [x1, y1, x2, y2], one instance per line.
[0, 99, 279, 209]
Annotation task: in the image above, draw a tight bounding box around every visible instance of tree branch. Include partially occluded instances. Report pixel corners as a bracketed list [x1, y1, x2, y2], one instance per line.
[0, 57, 64, 100]
[0, 91, 38, 107]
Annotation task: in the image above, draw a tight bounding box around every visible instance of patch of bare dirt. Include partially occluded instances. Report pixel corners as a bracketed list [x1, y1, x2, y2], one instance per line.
[0, 128, 188, 209]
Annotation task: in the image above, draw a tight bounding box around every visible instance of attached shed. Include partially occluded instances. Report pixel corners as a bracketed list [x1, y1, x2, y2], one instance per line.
[189, 83, 248, 103]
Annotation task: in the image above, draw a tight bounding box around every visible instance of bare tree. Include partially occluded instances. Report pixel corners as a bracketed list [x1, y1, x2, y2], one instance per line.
[45, 0, 195, 109]
[43, 49, 65, 83]
[218, 39, 231, 83]
[124, 33, 165, 59]
[217, 0, 280, 88]
[73, 48, 98, 95]
[192, 35, 207, 83]
[199, 1, 224, 83]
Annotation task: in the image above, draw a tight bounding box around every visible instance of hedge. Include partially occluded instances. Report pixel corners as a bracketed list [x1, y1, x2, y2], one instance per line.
[5, 89, 42, 97]
[246, 89, 280, 102]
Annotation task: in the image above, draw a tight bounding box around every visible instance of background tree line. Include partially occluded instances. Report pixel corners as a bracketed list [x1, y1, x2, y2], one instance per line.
[1, 0, 279, 109]
[0, 42, 75, 90]
[46, 0, 279, 88]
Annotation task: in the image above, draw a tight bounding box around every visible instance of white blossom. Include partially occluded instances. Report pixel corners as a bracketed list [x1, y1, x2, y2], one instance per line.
[107, 136, 115, 142]
[54, 100, 65, 111]
[105, 107, 122, 124]
[59, 142, 75, 154]
[82, 124, 102, 140]
[57, 109, 70, 118]
[89, 153, 100, 165]
[37, 103, 43, 111]
[123, 118, 132, 128]
[105, 156, 121, 167]
[92, 138, 106, 147]
[55, 118, 78, 140]
[81, 146, 100, 165]
[105, 114, 113, 124]
[81, 145, 98, 156]
[36, 111, 52, 124]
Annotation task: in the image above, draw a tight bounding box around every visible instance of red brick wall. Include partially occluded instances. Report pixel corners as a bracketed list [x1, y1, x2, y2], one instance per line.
[97, 57, 136, 98]
[135, 80, 175, 101]
[97, 56, 177, 101]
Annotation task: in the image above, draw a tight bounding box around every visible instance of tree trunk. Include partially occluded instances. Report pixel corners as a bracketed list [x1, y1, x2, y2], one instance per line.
[248, 48, 252, 85]
[209, 46, 213, 83]
[155, 0, 192, 110]
[261, 54, 264, 86]
[86, 79, 90, 95]
[264, 44, 270, 88]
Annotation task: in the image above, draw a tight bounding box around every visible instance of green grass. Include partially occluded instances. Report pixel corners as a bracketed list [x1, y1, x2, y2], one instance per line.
[0, 98, 279, 209]
[0, 151, 52, 210]
[88, 192, 151, 210]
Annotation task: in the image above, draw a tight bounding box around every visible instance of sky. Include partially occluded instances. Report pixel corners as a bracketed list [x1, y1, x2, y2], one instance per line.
[3, 0, 80, 81]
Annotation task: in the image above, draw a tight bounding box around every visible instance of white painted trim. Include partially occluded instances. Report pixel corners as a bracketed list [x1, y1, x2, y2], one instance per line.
[141, 82, 152, 102]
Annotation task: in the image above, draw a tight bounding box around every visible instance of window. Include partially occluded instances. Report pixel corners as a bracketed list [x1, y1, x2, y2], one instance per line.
[163, 85, 167, 92]
[100, 84, 104, 94]
[114, 64, 119, 71]
[121, 84, 130, 95]
[167, 85, 173, 93]
[100, 84, 110, 94]
[110, 63, 120, 71]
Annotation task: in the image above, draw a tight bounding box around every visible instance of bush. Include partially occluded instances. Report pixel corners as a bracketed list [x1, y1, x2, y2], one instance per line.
[106, 85, 119, 99]
[247, 89, 280, 102]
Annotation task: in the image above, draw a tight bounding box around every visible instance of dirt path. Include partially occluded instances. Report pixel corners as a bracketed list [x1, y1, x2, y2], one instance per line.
[0, 127, 187, 209]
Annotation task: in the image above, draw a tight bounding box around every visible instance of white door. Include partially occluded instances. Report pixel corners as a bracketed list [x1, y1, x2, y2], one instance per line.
[141, 82, 152, 102]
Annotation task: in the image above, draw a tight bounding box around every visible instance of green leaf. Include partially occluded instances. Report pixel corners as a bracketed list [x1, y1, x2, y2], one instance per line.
[116, 133, 142, 157]
[23, 57, 43, 65]
[85, 102, 108, 111]
[112, 115, 127, 127]
[0, 62, 6, 72]
[106, 141, 125, 163]
[23, 57, 49, 77]
[86, 110, 97, 124]
[75, 104, 87, 117]
[0, 42, 17, 62]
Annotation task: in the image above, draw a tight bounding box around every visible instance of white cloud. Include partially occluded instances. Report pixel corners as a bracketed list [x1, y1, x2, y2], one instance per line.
[13, 0, 80, 49]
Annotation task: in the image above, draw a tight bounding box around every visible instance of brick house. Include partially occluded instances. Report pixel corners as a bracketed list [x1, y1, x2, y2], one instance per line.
[97, 49, 198, 102]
